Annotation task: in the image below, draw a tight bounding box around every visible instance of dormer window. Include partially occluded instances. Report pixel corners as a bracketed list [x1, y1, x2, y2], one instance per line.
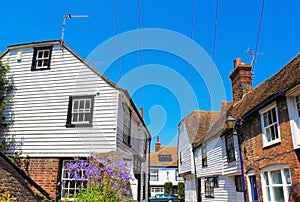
[31, 46, 52, 70]
[158, 154, 172, 162]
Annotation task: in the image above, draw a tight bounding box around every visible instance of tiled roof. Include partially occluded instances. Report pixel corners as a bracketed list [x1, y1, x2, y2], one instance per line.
[180, 110, 220, 146]
[150, 146, 178, 167]
[231, 54, 300, 119]
[203, 102, 232, 143]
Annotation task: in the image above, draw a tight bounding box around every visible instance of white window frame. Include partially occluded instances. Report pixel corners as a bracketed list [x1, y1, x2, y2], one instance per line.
[150, 169, 158, 181]
[259, 102, 281, 147]
[36, 49, 50, 68]
[286, 86, 300, 148]
[261, 164, 292, 202]
[60, 160, 87, 201]
[32, 46, 52, 70]
[150, 187, 164, 196]
[66, 95, 94, 127]
[295, 95, 300, 117]
[72, 98, 92, 124]
[204, 176, 218, 198]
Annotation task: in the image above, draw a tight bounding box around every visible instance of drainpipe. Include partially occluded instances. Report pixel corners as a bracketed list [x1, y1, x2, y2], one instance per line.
[192, 143, 201, 202]
[235, 129, 247, 202]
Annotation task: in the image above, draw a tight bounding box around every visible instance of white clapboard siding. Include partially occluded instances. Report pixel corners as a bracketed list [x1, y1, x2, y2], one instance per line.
[201, 176, 239, 202]
[196, 137, 223, 177]
[184, 175, 197, 202]
[178, 123, 193, 174]
[116, 96, 148, 161]
[222, 135, 242, 175]
[3, 44, 120, 157]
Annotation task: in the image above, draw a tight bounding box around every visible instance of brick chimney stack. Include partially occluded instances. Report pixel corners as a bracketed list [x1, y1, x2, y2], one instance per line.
[155, 136, 161, 152]
[230, 58, 253, 103]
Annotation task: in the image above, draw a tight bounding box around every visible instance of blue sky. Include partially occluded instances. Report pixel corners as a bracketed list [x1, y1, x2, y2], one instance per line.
[1, 1, 299, 151]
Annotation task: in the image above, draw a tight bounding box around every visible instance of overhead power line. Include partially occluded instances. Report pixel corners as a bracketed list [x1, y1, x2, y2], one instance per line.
[113, 0, 122, 81]
[189, 0, 195, 85]
[251, 0, 265, 77]
[207, 0, 219, 111]
[138, 0, 144, 109]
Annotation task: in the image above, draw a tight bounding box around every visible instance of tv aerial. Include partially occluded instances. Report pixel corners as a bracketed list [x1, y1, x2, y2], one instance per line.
[245, 48, 264, 80]
[60, 14, 89, 47]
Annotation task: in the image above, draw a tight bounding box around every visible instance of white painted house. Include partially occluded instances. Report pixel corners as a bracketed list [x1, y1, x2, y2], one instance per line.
[149, 136, 183, 197]
[194, 102, 244, 202]
[1, 40, 151, 201]
[177, 110, 214, 202]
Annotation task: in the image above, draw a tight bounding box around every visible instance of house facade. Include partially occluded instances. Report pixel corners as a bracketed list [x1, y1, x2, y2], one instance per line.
[230, 55, 300, 202]
[177, 110, 214, 202]
[179, 55, 300, 202]
[1, 40, 151, 201]
[149, 136, 183, 197]
[194, 102, 244, 202]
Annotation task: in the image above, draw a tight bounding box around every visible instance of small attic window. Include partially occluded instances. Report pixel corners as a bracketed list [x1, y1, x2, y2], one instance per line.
[31, 46, 53, 71]
[158, 154, 172, 162]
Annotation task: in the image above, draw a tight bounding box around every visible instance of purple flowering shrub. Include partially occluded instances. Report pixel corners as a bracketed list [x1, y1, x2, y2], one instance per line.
[63, 157, 134, 202]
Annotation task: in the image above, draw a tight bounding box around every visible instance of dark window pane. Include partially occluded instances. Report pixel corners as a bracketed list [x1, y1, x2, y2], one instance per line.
[78, 113, 84, 122]
[79, 101, 85, 111]
[85, 100, 90, 110]
[38, 51, 43, 58]
[72, 113, 78, 122]
[73, 101, 79, 111]
[43, 59, 49, 67]
[44, 50, 49, 58]
[37, 60, 43, 67]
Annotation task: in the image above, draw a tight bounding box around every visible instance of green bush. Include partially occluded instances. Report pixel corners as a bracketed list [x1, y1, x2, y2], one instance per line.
[178, 182, 185, 200]
[164, 182, 173, 195]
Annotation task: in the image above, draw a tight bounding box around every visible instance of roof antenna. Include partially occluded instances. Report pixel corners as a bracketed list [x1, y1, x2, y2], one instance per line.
[245, 48, 263, 80]
[60, 14, 89, 48]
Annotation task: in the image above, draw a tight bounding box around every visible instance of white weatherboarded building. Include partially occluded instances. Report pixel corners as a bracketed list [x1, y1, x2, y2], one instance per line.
[149, 137, 183, 197]
[1, 40, 151, 201]
[194, 102, 244, 202]
[177, 110, 215, 202]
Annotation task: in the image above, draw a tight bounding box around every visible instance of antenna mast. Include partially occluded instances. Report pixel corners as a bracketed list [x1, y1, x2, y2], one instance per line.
[61, 14, 89, 46]
[245, 48, 263, 79]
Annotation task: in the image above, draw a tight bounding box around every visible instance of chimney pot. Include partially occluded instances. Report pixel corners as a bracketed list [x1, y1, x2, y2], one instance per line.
[234, 58, 242, 68]
[139, 108, 143, 118]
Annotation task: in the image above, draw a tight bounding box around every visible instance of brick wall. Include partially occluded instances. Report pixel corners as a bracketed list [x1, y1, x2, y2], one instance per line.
[0, 155, 37, 202]
[238, 96, 300, 202]
[27, 158, 61, 199]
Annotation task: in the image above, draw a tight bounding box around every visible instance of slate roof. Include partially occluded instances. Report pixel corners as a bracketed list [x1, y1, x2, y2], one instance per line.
[231, 53, 300, 119]
[150, 146, 178, 167]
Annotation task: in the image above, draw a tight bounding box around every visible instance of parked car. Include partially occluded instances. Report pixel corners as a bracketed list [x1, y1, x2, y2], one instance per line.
[149, 194, 180, 202]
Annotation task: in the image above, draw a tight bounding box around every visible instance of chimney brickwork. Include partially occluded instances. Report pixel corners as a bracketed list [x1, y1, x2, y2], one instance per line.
[230, 58, 253, 103]
[155, 136, 161, 152]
